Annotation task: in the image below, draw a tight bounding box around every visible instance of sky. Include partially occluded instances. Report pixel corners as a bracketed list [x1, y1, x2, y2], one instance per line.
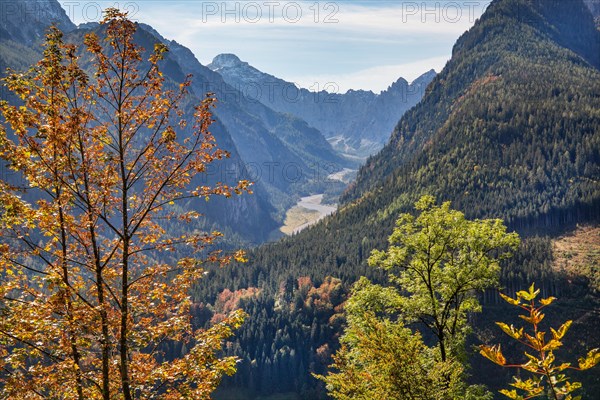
[58, 0, 492, 93]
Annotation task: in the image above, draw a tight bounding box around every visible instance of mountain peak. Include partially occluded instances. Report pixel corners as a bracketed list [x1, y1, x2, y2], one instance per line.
[412, 69, 437, 85]
[209, 53, 244, 69]
[389, 77, 409, 89]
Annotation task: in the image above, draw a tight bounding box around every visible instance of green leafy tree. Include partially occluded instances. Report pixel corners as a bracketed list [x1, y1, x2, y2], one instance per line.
[369, 195, 520, 361]
[315, 277, 467, 400]
[480, 283, 600, 400]
[319, 196, 518, 399]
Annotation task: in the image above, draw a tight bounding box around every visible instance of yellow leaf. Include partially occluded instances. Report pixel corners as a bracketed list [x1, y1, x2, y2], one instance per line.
[517, 283, 540, 301]
[542, 339, 562, 351]
[578, 348, 600, 370]
[540, 296, 556, 306]
[551, 320, 572, 340]
[233, 250, 247, 263]
[480, 344, 506, 366]
[556, 362, 571, 371]
[524, 352, 539, 363]
[500, 292, 520, 306]
[519, 314, 535, 325]
[496, 322, 523, 339]
[542, 351, 555, 368]
[499, 389, 522, 399]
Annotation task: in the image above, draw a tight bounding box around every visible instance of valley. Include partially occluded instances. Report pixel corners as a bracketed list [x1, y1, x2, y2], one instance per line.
[279, 194, 337, 236]
[0, 0, 599, 399]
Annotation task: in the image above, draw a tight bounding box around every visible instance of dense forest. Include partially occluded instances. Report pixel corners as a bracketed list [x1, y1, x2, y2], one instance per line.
[0, 0, 599, 399]
[188, 0, 600, 398]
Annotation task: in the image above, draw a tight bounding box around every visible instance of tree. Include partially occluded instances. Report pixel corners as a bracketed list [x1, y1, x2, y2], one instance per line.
[315, 277, 467, 400]
[0, 9, 249, 399]
[319, 196, 518, 399]
[368, 195, 520, 361]
[480, 283, 600, 400]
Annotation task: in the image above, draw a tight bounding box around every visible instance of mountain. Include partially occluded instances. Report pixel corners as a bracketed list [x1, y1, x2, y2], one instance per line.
[343, 70, 436, 154]
[584, 0, 600, 22]
[132, 25, 352, 217]
[343, 0, 600, 226]
[209, 54, 435, 158]
[194, 0, 600, 397]
[0, 1, 352, 243]
[0, 12, 278, 244]
[0, 0, 75, 44]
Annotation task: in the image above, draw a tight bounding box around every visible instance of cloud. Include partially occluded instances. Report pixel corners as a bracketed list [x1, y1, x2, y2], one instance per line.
[136, 1, 488, 46]
[58, 0, 490, 92]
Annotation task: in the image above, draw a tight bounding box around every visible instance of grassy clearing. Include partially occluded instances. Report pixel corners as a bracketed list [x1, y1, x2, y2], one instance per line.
[279, 206, 321, 236]
[552, 225, 600, 292]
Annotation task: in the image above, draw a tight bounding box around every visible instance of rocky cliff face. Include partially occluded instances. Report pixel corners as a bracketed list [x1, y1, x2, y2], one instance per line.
[0, 0, 77, 91]
[0, 0, 75, 44]
[209, 54, 435, 158]
[138, 27, 352, 212]
[344, 70, 437, 153]
[584, 0, 600, 21]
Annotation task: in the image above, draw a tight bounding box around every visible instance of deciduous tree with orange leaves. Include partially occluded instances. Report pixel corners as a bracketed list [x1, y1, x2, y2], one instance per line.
[0, 9, 249, 399]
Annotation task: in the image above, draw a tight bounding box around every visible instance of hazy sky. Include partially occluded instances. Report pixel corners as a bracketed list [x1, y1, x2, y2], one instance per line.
[58, 1, 492, 93]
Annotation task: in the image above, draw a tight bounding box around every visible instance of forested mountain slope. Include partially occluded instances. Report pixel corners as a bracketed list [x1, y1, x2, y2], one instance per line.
[245, 0, 600, 294]
[343, 0, 600, 229]
[196, 0, 600, 397]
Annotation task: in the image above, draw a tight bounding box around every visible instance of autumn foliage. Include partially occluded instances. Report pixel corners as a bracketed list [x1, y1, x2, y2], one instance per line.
[480, 284, 600, 400]
[0, 9, 249, 399]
